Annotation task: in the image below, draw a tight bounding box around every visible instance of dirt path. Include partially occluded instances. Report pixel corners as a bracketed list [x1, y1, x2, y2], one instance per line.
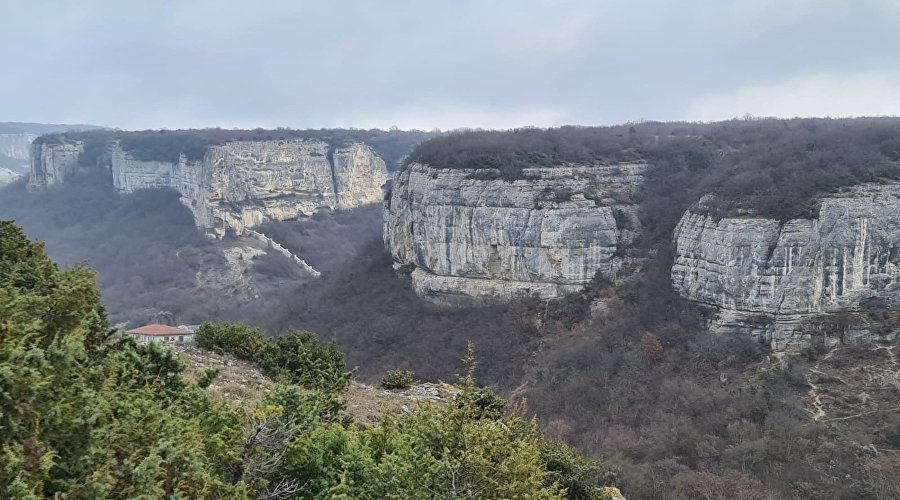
[805, 347, 839, 422]
[803, 343, 900, 424]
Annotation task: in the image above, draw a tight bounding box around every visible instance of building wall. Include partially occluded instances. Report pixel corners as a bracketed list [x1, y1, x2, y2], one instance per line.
[131, 333, 194, 345]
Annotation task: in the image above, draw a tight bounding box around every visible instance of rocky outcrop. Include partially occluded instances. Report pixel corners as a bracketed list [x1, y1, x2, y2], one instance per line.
[0, 133, 36, 162]
[383, 162, 644, 304]
[332, 143, 391, 208]
[672, 183, 900, 349]
[245, 229, 320, 277]
[28, 140, 85, 189]
[1, 134, 44, 186]
[0, 168, 22, 186]
[25, 138, 388, 236]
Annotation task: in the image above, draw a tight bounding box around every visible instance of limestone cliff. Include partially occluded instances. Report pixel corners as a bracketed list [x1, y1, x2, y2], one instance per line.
[29, 138, 388, 236]
[383, 162, 644, 303]
[28, 140, 85, 189]
[0, 133, 36, 162]
[0, 168, 22, 186]
[111, 139, 388, 236]
[0, 133, 33, 185]
[672, 183, 900, 349]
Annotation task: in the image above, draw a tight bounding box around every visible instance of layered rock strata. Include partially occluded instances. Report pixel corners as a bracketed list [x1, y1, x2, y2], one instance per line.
[672, 183, 900, 349]
[31, 139, 388, 236]
[0, 133, 37, 162]
[383, 162, 644, 304]
[28, 140, 85, 189]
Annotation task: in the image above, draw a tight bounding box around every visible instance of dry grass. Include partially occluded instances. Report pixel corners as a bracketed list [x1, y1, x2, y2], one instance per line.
[170, 343, 273, 406]
[170, 343, 460, 425]
[344, 381, 459, 426]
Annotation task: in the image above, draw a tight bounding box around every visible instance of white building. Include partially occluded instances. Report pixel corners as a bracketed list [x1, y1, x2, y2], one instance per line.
[127, 324, 195, 344]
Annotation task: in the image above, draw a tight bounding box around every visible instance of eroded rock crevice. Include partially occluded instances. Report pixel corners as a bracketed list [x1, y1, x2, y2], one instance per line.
[672, 183, 900, 349]
[383, 162, 644, 303]
[30, 138, 389, 237]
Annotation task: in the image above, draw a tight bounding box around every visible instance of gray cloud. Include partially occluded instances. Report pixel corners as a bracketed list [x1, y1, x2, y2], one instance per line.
[2, 0, 899, 130]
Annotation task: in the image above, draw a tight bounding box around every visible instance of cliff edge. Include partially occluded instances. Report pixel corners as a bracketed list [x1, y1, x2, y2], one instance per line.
[672, 183, 900, 349]
[30, 138, 388, 236]
[383, 162, 644, 303]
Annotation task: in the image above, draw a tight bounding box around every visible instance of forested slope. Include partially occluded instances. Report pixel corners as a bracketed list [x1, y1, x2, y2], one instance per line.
[4, 118, 900, 499]
[0, 221, 615, 499]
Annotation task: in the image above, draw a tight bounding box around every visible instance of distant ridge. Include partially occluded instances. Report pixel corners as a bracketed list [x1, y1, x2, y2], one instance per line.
[0, 122, 108, 134]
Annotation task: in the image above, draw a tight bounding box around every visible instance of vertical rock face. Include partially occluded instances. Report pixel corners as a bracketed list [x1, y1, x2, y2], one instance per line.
[0, 133, 37, 162]
[332, 143, 390, 209]
[109, 145, 207, 225]
[196, 140, 341, 234]
[384, 162, 644, 304]
[672, 183, 900, 349]
[29, 138, 388, 235]
[109, 139, 387, 236]
[0, 134, 34, 185]
[28, 140, 85, 189]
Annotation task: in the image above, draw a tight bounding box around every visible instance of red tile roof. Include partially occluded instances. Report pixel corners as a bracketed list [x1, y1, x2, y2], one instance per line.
[127, 324, 192, 336]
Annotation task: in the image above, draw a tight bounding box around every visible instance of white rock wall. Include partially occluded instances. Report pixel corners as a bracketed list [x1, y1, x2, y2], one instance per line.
[384, 162, 644, 303]
[0, 168, 22, 186]
[109, 139, 388, 236]
[28, 140, 84, 189]
[672, 183, 900, 348]
[0, 133, 37, 161]
[332, 143, 389, 209]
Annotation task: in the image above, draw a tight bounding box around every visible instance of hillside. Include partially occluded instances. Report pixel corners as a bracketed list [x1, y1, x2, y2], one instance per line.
[0, 122, 104, 187]
[169, 342, 462, 426]
[0, 122, 105, 135]
[3, 118, 900, 499]
[0, 228, 617, 498]
[0, 179, 313, 327]
[409, 118, 900, 218]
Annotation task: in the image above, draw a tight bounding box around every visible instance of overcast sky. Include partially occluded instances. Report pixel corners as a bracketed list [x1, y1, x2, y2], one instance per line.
[2, 0, 899, 130]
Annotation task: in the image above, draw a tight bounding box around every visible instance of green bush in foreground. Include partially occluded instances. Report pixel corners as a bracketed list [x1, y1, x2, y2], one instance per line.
[0, 221, 246, 498]
[194, 321, 265, 360]
[379, 369, 414, 390]
[255, 330, 352, 392]
[1, 221, 614, 499]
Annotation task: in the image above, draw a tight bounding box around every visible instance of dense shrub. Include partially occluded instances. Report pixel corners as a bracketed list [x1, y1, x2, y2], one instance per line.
[278, 383, 594, 499]
[194, 322, 265, 360]
[255, 331, 351, 392]
[0, 221, 247, 497]
[862, 455, 900, 500]
[1, 222, 608, 499]
[539, 440, 609, 500]
[379, 369, 414, 390]
[407, 118, 900, 221]
[406, 126, 643, 172]
[671, 470, 767, 500]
